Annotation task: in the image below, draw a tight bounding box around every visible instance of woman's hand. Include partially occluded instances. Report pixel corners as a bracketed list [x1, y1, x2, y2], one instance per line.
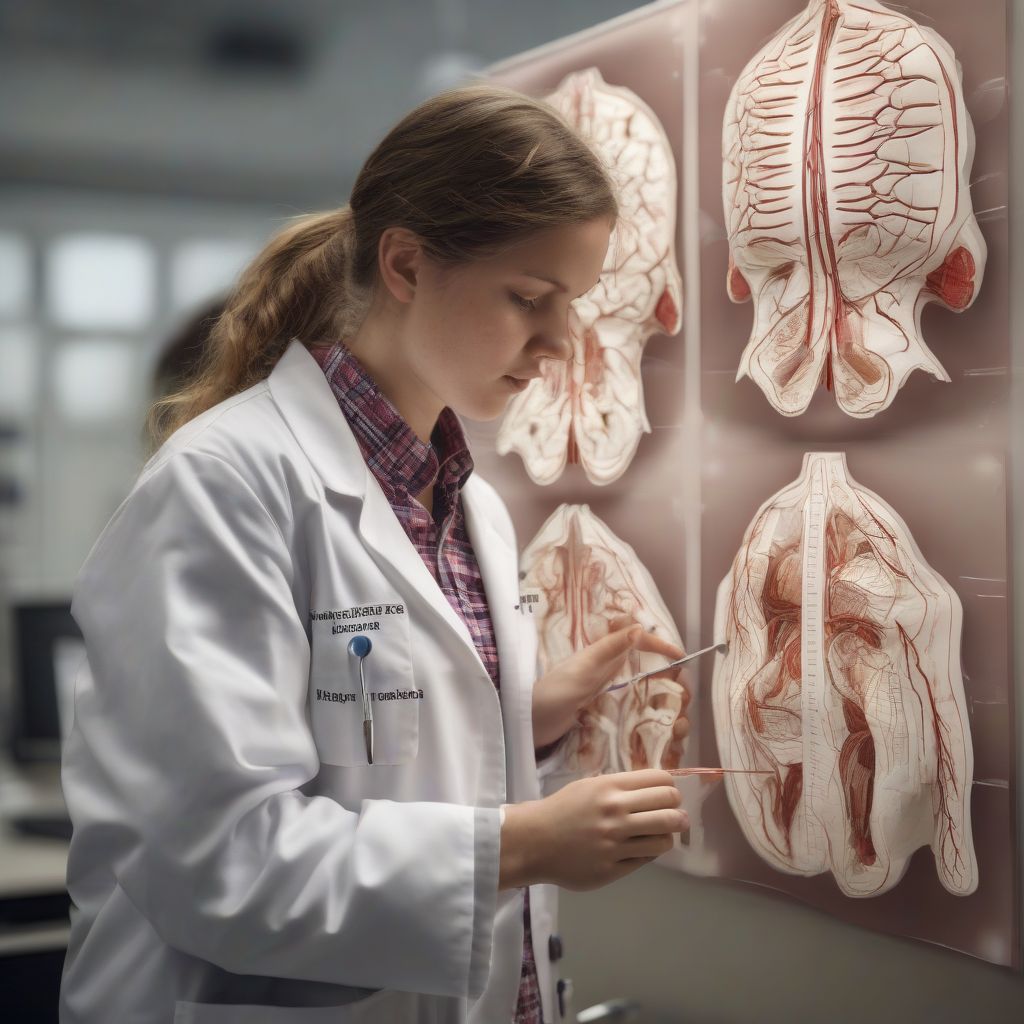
[499, 769, 688, 891]
[531, 613, 691, 749]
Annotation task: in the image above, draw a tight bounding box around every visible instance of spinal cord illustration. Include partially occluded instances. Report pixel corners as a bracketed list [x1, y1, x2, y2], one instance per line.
[723, 0, 986, 417]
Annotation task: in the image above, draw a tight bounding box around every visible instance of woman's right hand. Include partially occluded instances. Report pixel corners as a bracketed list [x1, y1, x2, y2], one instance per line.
[498, 769, 688, 892]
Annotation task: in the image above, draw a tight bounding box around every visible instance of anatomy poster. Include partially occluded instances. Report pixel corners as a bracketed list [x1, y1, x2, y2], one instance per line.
[723, 0, 987, 418]
[467, 0, 1017, 969]
[699, 0, 1013, 967]
[520, 503, 689, 782]
[497, 67, 684, 486]
[712, 452, 976, 899]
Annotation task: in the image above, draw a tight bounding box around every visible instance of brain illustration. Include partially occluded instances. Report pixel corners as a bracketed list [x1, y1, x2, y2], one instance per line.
[497, 67, 683, 485]
[520, 503, 688, 775]
[723, 0, 986, 417]
[712, 453, 976, 897]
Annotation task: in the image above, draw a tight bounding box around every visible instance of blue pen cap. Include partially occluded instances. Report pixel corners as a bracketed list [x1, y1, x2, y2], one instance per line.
[347, 634, 373, 658]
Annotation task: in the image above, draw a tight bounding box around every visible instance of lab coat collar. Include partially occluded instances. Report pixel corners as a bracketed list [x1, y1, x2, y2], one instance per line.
[268, 340, 527, 775]
[268, 338, 373, 498]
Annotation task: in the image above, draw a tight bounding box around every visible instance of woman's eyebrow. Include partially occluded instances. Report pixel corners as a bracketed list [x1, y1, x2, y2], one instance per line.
[520, 272, 567, 292]
[520, 272, 600, 297]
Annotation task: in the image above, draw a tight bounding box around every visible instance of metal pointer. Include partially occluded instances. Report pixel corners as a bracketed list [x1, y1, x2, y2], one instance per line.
[603, 640, 729, 694]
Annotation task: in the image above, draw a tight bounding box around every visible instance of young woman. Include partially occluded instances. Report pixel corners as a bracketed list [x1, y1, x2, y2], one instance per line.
[59, 82, 690, 1024]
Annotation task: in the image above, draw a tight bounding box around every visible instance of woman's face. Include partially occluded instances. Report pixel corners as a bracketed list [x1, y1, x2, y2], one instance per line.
[399, 216, 613, 424]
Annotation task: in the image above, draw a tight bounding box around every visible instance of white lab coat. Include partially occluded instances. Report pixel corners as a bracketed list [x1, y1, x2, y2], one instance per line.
[59, 339, 566, 1024]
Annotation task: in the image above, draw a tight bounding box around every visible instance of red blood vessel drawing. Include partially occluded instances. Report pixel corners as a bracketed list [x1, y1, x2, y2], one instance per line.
[498, 67, 682, 484]
[520, 503, 688, 777]
[722, 0, 986, 417]
[712, 453, 976, 897]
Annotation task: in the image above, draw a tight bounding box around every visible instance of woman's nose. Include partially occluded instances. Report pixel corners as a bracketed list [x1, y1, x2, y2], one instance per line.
[532, 322, 573, 363]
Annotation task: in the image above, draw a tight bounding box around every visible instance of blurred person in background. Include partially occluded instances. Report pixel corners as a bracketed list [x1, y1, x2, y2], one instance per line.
[150, 295, 228, 403]
[58, 81, 690, 1024]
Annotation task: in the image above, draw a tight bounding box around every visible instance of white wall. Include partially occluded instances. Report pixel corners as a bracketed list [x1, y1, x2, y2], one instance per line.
[559, 864, 1024, 1023]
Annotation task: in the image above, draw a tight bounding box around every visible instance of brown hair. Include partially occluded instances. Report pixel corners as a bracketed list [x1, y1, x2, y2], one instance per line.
[144, 80, 620, 454]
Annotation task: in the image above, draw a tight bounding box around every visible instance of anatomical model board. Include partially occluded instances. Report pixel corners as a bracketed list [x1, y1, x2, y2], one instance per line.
[471, 0, 1016, 970]
[700, 0, 1012, 965]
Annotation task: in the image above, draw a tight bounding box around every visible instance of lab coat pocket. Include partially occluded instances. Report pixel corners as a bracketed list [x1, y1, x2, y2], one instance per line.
[308, 600, 420, 767]
[174, 988, 414, 1023]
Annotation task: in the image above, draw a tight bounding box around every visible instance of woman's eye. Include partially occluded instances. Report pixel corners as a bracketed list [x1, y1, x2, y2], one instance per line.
[511, 293, 538, 311]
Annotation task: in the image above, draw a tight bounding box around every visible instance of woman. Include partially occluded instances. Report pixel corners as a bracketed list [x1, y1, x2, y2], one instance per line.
[59, 82, 690, 1024]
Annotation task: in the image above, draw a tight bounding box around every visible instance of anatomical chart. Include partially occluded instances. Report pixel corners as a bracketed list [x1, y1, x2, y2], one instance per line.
[480, 0, 1015, 966]
[711, 452, 977, 898]
[497, 67, 683, 485]
[520, 503, 690, 778]
[722, 0, 987, 417]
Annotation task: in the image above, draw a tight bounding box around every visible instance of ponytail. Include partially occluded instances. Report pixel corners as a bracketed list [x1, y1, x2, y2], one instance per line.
[144, 80, 618, 456]
[144, 205, 370, 454]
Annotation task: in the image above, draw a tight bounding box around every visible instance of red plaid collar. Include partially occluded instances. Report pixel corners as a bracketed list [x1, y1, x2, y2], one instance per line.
[309, 340, 475, 503]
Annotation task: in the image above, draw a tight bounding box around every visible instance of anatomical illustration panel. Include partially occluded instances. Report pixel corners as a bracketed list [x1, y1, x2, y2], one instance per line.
[520, 503, 688, 776]
[723, 0, 987, 417]
[497, 67, 683, 485]
[712, 452, 976, 898]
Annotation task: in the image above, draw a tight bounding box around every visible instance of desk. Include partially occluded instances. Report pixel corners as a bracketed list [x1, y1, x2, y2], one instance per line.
[0, 764, 71, 1022]
[0, 817, 70, 954]
[0, 762, 71, 953]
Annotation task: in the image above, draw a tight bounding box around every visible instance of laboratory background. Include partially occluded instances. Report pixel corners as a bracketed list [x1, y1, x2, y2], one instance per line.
[1, 1, 1022, 1022]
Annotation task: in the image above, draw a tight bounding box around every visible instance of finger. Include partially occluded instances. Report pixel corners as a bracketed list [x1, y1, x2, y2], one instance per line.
[608, 768, 678, 791]
[618, 834, 676, 859]
[616, 784, 683, 813]
[587, 624, 644, 666]
[604, 614, 640, 640]
[617, 807, 689, 837]
[630, 628, 685, 661]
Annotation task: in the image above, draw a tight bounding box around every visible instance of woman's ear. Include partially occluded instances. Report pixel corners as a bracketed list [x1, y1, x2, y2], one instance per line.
[377, 226, 422, 305]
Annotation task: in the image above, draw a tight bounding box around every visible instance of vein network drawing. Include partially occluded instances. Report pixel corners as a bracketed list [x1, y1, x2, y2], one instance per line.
[711, 452, 976, 897]
[498, 67, 683, 484]
[520, 503, 689, 777]
[722, 0, 986, 417]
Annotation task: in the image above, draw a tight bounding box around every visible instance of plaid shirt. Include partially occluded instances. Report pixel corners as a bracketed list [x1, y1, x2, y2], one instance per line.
[311, 340, 543, 1024]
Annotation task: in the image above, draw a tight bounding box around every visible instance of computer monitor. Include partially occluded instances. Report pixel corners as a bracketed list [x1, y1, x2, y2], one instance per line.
[8, 600, 85, 762]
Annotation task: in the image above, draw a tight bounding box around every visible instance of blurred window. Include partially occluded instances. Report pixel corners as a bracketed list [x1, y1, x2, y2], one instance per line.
[0, 191, 273, 593]
[0, 232, 32, 318]
[47, 233, 156, 330]
[0, 326, 40, 417]
[53, 339, 138, 424]
[171, 238, 256, 313]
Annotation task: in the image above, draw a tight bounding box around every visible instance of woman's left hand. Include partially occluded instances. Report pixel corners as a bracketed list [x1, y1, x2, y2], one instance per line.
[532, 614, 691, 750]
